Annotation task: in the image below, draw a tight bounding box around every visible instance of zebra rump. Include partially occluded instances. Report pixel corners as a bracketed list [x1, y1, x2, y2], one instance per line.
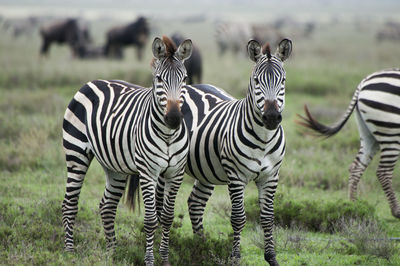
[298, 68, 400, 219]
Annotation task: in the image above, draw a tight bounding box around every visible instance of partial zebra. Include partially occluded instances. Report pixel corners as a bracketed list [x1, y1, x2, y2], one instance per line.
[180, 39, 292, 265]
[299, 68, 400, 219]
[61, 36, 192, 266]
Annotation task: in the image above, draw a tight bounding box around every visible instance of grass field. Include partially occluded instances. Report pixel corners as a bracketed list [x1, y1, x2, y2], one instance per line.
[1, 3, 400, 265]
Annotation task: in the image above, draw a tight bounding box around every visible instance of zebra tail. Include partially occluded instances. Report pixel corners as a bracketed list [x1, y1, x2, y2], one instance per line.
[297, 85, 360, 138]
[125, 174, 141, 214]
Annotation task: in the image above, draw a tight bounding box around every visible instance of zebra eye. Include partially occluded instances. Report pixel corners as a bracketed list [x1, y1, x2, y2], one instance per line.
[183, 76, 188, 83]
[254, 77, 259, 85]
[156, 75, 162, 83]
[281, 78, 286, 84]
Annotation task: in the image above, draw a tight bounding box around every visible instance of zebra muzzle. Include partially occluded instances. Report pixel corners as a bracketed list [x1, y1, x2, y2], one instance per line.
[164, 100, 183, 129]
[262, 100, 282, 130]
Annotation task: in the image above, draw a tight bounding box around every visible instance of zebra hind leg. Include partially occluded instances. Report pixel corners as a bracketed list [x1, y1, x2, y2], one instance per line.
[349, 112, 379, 200]
[348, 145, 377, 200]
[187, 180, 215, 235]
[99, 168, 128, 250]
[376, 149, 400, 218]
[62, 146, 93, 251]
[227, 182, 246, 264]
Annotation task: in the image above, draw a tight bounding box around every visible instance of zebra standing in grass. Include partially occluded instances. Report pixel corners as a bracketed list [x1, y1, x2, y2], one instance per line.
[177, 39, 292, 265]
[61, 36, 192, 266]
[299, 68, 400, 219]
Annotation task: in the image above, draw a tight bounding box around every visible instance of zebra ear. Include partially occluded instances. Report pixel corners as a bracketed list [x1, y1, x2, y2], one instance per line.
[175, 39, 193, 61]
[152, 37, 167, 59]
[275, 38, 292, 62]
[247, 39, 262, 62]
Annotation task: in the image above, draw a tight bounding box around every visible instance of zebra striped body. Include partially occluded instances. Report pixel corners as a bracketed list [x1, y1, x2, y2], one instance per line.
[300, 68, 400, 219]
[62, 37, 193, 266]
[183, 84, 285, 185]
[180, 39, 292, 265]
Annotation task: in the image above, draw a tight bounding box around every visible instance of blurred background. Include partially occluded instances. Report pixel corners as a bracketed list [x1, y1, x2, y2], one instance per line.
[1, 0, 400, 265]
[1, 0, 399, 93]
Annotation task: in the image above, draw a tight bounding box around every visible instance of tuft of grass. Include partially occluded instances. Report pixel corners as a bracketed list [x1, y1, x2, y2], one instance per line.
[337, 218, 396, 260]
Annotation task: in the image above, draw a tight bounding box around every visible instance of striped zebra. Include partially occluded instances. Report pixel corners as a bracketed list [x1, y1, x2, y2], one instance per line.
[299, 68, 400, 219]
[180, 39, 292, 265]
[61, 36, 192, 266]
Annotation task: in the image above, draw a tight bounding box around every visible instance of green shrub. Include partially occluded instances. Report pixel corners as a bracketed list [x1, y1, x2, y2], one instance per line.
[246, 193, 377, 233]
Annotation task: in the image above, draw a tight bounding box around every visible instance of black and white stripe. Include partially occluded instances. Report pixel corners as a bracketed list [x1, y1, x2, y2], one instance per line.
[299, 68, 400, 219]
[61, 37, 192, 266]
[180, 39, 292, 265]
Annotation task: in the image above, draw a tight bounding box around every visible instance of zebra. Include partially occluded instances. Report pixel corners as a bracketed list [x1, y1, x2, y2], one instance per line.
[61, 36, 193, 266]
[298, 68, 400, 219]
[178, 39, 292, 265]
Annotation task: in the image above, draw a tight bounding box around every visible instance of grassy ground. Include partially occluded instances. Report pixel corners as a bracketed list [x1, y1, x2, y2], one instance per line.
[1, 8, 400, 266]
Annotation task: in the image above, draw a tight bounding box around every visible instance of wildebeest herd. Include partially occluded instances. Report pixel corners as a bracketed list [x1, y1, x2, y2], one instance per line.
[2, 13, 399, 266]
[39, 16, 150, 60]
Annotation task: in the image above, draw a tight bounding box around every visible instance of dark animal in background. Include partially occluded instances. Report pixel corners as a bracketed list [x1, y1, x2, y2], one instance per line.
[104, 16, 150, 60]
[376, 21, 400, 42]
[73, 44, 104, 59]
[39, 18, 89, 56]
[171, 33, 203, 84]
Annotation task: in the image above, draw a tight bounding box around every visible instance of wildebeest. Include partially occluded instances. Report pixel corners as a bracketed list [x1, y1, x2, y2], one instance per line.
[104, 16, 150, 60]
[376, 21, 400, 42]
[171, 33, 202, 84]
[39, 18, 89, 56]
[73, 43, 105, 59]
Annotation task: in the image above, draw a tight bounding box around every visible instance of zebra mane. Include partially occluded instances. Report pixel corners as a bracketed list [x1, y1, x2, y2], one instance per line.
[162, 35, 177, 57]
[262, 42, 271, 60]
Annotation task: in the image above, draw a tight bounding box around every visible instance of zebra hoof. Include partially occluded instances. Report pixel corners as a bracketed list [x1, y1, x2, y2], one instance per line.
[392, 209, 400, 219]
[161, 260, 171, 266]
[144, 255, 155, 266]
[229, 256, 240, 266]
[264, 252, 279, 266]
[64, 246, 74, 252]
[229, 252, 241, 266]
[193, 229, 205, 238]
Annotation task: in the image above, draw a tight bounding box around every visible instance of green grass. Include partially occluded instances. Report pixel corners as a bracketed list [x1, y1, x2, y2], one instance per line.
[1, 8, 400, 266]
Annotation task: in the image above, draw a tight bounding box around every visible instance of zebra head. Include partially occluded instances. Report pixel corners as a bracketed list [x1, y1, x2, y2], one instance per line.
[247, 38, 292, 130]
[151, 36, 193, 129]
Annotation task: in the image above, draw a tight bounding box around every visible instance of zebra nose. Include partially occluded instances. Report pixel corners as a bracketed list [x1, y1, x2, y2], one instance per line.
[164, 100, 183, 129]
[263, 100, 281, 130]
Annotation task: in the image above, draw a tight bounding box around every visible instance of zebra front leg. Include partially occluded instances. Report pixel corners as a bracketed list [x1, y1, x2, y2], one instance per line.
[376, 151, 400, 218]
[156, 176, 166, 222]
[256, 175, 279, 266]
[227, 182, 246, 264]
[187, 180, 215, 234]
[139, 176, 158, 266]
[99, 169, 127, 250]
[62, 149, 93, 251]
[158, 173, 184, 266]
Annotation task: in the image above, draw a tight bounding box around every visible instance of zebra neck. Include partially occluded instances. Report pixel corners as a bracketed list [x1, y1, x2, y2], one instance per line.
[149, 94, 180, 140]
[242, 91, 280, 144]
